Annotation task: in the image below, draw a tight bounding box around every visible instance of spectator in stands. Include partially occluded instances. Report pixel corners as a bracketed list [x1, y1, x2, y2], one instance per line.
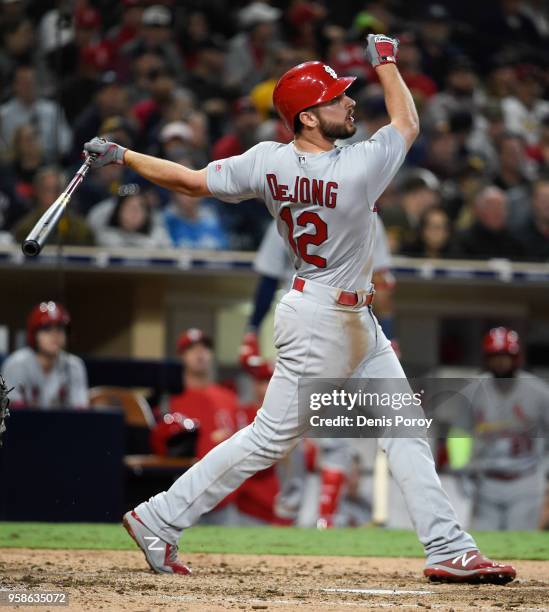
[120, 4, 183, 82]
[180, 10, 212, 66]
[0, 167, 18, 242]
[471, 103, 507, 175]
[14, 166, 95, 246]
[158, 121, 194, 162]
[0, 65, 72, 162]
[502, 65, 549, 146]
[417, 4, 461, 90]
[107, 0, 144, 53]
[38, 0, 75, 63]
[184, 38, 233, 143]
[485, 54, 517, 103]
[0, 17, 35, 93]
[250, 46, 296, 120]
[1, 301, 89, 409]
[164, 187, 228, 250]
[402, 206, 454, 259]
[446, 155, 490, 224]
[480, 1, 546, 68]
[526, 113, 549, 169]
[127, 51, 166, 105]
[0, 0, 25, 29]
[211, 97, 262, 160]
[225, 2, 281, 93]
[424, 126, 461, 180]
[73, 5, 103, 55]
[95, 183, 170, 248]
[285, 0, 326, 55]
[518, 177, 549, 261]
[130, 64, 189, 151]
[424, 57, 484, 135]
[8, 123, 44, 212]
[60, 41, 113, 124]
[381, 169, 441, 253]
[152, 328, 241, 524]
[493, 132, 534, 228]
[456, 186, 525, 260]
[72, 71, 129, 162]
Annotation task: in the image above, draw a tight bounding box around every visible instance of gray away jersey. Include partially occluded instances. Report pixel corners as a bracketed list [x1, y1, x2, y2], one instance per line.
[465, 373, 549, 475]
[207, 125, 406, 290]
[1, 347, 89, 409]
[254, 215, 392, 286]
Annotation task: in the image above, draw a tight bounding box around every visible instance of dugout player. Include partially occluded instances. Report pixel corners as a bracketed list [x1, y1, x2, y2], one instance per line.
[85, 35, 516, 583]
[1, 301, 89, 409]
[151, 328, 241, 524]
[469, 328, 549, 530]
[236, 357, 285, 525]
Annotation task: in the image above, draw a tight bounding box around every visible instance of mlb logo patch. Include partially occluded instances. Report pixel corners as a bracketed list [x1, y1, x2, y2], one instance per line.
[299, 155, 306, 165]
[215, 163, 223, 172]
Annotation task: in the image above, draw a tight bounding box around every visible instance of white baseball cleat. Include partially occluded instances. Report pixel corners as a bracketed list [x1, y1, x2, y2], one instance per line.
[123, 510, 191, 575]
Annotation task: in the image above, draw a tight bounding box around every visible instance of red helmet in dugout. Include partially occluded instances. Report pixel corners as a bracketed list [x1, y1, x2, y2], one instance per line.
[482, 327, 520, 357]
[27, 301, 71, 348]
[273, 61, 356, 131]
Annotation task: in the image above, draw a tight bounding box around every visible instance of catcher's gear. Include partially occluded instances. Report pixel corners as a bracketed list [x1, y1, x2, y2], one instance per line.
[483, 327, 520, 356]
[365, 34, 399, 68]
[83, 136, 126, 167]
[27, 301, 70, 348]
[273, 61, 356, 131]
[0, 375, 13, 447]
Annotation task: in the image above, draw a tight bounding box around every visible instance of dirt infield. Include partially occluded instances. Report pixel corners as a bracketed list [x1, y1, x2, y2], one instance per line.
[1, 548, 548, 611]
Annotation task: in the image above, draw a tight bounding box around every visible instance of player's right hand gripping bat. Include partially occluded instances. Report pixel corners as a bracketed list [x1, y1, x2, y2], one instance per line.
[0, 375, 13, 447]
[21, 152, 97, 257]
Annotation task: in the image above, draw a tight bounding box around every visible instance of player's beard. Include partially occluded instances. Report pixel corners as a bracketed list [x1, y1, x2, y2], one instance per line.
[317, 115, 357, 140]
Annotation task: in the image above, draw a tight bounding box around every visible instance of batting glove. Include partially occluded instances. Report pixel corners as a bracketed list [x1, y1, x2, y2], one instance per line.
[365, 34, 399, 68]
[84, 137, 126, 167]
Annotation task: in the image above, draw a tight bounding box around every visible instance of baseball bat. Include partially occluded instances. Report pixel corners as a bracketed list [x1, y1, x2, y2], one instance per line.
[21, 154, 95, 257]
[372, 447, 389, 526]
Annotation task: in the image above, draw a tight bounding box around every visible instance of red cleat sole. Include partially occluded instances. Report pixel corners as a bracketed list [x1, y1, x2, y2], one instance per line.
[424, 568, 516, 585]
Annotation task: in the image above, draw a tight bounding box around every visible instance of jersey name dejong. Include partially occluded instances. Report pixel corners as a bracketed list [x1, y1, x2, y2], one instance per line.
[266, 174, 338, 208]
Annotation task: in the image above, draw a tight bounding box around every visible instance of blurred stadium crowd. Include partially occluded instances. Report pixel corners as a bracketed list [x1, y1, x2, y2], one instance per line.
[0, 0, 548, 257]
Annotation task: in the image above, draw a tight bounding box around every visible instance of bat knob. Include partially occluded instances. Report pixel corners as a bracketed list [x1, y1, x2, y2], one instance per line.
[22, 239, 40, 257]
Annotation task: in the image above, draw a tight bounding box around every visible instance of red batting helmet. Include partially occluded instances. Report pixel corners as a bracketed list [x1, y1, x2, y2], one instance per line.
[482, 327, 520, 357]
[273, 61, 356, 131]
[243, 355, 274, 381]
[176, 328, 213, 354]
[27, 301, 71, 348]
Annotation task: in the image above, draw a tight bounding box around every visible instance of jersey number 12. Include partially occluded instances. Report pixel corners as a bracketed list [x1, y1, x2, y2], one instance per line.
[280, 208, 327, 268]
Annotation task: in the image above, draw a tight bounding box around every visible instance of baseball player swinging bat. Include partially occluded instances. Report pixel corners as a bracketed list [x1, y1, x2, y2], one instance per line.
[83, 34, 516, 584]
[21, 152, 97, 257]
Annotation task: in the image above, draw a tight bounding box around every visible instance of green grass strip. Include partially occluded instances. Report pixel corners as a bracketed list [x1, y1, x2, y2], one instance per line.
[0, 523, 547, 560]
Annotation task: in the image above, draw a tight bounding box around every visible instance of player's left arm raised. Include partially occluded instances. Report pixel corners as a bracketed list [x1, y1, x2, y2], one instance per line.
[365, 34, 419, 150]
